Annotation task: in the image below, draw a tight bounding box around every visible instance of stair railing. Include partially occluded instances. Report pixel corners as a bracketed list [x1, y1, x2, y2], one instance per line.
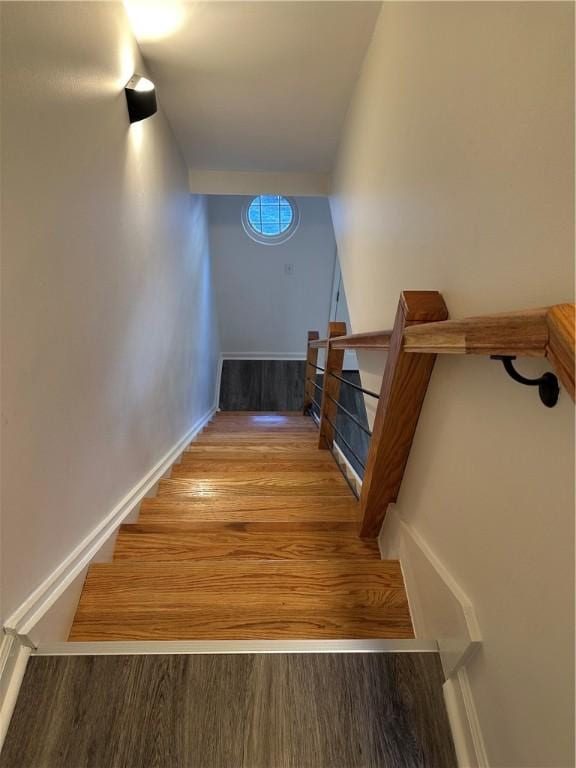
[304, 291, 575, 539]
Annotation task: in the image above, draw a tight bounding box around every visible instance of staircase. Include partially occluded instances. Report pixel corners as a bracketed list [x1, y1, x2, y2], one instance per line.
[69, 412, 414, 641]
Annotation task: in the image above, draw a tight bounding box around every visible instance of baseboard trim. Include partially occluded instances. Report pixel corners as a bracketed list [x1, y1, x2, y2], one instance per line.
[4, 407, 216, 637]
[332, 440, 363, 494]
[379, 508, 481, 678]
[443, 668, 490, 767]
[0, 634, 31, 750]
[33, 639, 439, 656]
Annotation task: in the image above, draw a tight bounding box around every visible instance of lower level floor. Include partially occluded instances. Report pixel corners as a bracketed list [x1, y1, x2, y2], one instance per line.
[1, 651, 456, 768]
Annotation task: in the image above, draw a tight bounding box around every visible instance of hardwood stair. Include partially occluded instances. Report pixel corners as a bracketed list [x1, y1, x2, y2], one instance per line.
[69, 412, 414, 641]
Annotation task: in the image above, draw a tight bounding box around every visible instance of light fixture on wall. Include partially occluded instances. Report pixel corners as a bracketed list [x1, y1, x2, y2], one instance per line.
[125, 74, 157, 124]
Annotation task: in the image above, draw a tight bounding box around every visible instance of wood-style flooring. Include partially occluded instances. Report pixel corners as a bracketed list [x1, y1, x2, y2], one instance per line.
[69, 412, 414, 641]
[219, 360, 306, 411]
[0, 653, 457, 768]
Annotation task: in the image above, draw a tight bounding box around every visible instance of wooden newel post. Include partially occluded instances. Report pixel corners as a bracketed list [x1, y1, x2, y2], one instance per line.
[318, 321, 347, 449]
[303, 331, 320, 414]
[359, 291, 449, 538]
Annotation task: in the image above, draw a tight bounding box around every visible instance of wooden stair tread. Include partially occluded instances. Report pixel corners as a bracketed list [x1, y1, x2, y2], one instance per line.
[70, 560, 413, 641]
[192, 437, 320, 445]
[69, 607, 414, 641]
[69, 412, 414, 642]
[139, 496, 359, 523]
[118, 520, 361, 533]
[156, 475, 352, 497]
[177, 457, 335, 470]
[114, 524, 380, 561]
[185, 445, 327, 454]
[170, 463, 341, 478]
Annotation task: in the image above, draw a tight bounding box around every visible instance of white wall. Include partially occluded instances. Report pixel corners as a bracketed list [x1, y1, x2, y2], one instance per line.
[331, 3, 574, 767]
[208, 195, 335, 357]
[189, 171, 331, 197]
[0, 2, 220, 625]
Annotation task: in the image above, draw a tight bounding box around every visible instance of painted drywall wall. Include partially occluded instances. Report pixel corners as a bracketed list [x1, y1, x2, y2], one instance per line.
[189, 170, 331, 197]
[208, 196, 335, 357]
[0, 2, 220, 625]
[331, 3, 574, 767]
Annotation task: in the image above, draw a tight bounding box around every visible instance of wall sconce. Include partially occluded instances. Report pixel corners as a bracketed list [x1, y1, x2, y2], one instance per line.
[125, 74, 157, 124]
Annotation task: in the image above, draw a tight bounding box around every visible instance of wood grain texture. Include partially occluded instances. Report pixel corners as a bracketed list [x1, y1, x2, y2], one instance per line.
[402, 305, 549, 355]
[303, 330, 320, 412]
[114, 524, 381, 561]
[359, 292, 449, 538]
[184, 445, 329, 456]
[197, 435, 319, 444]
[70, 412, 413, 641]
[157, 474, 352, 497]
[174, 459, 336, 475]
[139, 496, 360, 523]
[546, 303, 575, 401]
[330, 329, 393, 349]
[1, 653, 456, 768]
[218, 361, 307, 411]
[318, 321, 347, 449]
[70, 559, 413, 640]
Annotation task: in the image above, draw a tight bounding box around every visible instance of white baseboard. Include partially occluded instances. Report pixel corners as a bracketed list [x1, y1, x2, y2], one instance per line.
[444, 669, 490, 767]
[4, 407, 216, 638]
[379, 507, 481, 677]
[332, 440, 363, 495]
[0, 633, 31, 751]
[379, 508, 487, 767]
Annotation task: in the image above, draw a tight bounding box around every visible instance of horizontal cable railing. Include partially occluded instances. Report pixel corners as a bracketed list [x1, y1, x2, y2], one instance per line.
[324, 392, 372, 437]
[326, 371, 380, 400]
[303, 291, 575, 539]
[324, 415, 366, 471]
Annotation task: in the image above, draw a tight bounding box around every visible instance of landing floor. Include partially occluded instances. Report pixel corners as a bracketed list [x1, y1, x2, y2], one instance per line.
[1, 652, 456, 768]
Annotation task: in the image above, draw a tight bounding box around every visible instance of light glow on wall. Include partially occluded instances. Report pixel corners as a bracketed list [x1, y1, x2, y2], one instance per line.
[124, 1, 184, 42]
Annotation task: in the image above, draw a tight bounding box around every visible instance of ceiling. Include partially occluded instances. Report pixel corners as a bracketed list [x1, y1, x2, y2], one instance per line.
[127, 1, 381, 174]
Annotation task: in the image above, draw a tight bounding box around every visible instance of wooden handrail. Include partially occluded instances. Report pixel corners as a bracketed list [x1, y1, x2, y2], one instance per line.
[303, 294, 574, 540]
[305, 303, 575, 395]
[309, 330, 392, 350]
[546, 304, 575, 401]
[402, 306, 550, 356]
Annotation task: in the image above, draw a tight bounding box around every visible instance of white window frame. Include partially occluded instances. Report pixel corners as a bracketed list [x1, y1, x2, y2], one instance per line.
[241, 196, 300, 245]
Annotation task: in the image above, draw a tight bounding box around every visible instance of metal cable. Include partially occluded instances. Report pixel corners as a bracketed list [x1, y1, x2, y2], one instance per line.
[327, 371, 379, 399]
[325, 415, 366, 470]
[305, 378, 323, 392]
[324, 393, 372, 437]
[329, 445, 360, 499]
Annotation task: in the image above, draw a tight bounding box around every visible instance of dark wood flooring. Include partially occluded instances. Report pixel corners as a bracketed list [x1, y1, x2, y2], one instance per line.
[1, 653, 456, 768]
[219, 361, 370, 477]
[219, 360, 306, 411]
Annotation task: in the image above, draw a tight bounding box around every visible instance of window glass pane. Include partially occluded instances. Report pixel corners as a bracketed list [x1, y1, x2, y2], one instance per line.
[260, 206, 280, 224]
[260, 195, 279, 205]
[248, 207, 262, 227]
[245, 195, 295, 241]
